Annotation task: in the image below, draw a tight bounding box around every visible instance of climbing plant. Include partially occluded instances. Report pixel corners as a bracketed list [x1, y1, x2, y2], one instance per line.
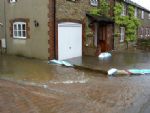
[89, 0, 110, 17]
[114, 3, 141, 48]
[86, 0, 110, 47]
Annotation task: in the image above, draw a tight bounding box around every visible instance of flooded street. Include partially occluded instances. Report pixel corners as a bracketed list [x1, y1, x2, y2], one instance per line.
[1, 54, 150, 113]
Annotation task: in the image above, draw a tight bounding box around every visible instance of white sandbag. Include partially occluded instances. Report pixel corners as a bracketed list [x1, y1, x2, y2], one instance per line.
[108, 68, 117, 75]
[49, 60, 73, 67]
[61, 61, 73, 67]
[50, 60, 63, 65]
[99, 52, 111, 58]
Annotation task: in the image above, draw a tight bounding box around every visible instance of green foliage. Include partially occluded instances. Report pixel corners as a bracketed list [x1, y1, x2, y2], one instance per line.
[114, 3, 122, 17]
[89, 0, 110, 17]
[99, 0, 110, 16]
[89, 7, 101, 16]
[85, 18, 94, 37]
[114, 3, 141, 43]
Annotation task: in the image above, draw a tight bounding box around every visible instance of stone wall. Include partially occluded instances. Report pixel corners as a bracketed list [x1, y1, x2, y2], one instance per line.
[114, 1, 150, 50]
[56, 0, 91, 21]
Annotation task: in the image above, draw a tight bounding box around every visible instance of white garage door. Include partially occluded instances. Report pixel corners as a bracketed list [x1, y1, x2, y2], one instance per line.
[58, 22, 82, 60]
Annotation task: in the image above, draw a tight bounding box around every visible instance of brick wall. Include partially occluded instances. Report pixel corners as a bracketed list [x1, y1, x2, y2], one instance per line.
[48, 0, 55, 60]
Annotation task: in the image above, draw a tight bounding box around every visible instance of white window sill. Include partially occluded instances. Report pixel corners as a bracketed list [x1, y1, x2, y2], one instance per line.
[13, 37, 27, 39]
[120, 40, 124, 43]
[90, 3, 98, 6]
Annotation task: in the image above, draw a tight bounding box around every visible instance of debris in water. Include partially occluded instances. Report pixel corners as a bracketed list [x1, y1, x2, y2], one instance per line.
[43, 85, 48, 89]
[108, 68, 117, 75]
[49, 79, 89, 84]
[48, 60, 73, 67]
[108, 68, 150, 75]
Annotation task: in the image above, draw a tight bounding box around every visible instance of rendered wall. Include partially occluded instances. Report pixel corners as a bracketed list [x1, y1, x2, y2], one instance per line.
[5, 0, 49, 59]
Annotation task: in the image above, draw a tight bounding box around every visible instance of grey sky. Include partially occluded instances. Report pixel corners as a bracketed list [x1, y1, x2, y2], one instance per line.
[132, 0, 150, 10]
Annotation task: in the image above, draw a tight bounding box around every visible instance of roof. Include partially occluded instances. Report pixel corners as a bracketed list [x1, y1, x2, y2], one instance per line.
[86, 13, 114, 24]
[123, 0, 150, 12]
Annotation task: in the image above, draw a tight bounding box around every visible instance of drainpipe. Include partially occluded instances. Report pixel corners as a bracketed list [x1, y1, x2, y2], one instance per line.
[54, 0, 56, 59]
[3, 0, 7, 52]
[113, 0, 116, 50]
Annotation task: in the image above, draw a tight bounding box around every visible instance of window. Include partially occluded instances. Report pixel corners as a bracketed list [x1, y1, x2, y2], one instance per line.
[148, 28, 150, 36]
[148, 14, 150, 19]
[121, 4, 126, 16]
[90, 0, 98, 6]
[145, 28, 148, 37]
[134, 7, 138, 17]
[9, 0, 17, 3]
[140, 27, 144, 38]
[120, 27, 125, 42]
[141, 10, 144, 19]
[13, 22, 26, 39]
[66, 0, 78, 2]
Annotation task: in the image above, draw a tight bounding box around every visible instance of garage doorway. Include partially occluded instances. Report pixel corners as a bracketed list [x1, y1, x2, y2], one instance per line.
[58, 22, 82, 60]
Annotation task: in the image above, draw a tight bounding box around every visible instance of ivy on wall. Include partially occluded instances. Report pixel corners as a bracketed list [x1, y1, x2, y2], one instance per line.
[89, 0, 110, 17]
[86, 0, 110, 47]
[114, 3, 141, 44]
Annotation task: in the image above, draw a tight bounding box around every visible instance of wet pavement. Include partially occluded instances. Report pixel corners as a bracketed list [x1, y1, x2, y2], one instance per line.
[67, 50, 150, 74]
[0, 51, 150, 113]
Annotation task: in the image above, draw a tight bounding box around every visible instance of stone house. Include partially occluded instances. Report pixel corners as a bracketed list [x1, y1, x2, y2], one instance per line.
[115, 0, 150, 50]
[0, 0, 150, 60]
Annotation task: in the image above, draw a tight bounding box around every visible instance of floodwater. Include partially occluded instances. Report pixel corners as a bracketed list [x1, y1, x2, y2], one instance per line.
[1, 54, 150, 113]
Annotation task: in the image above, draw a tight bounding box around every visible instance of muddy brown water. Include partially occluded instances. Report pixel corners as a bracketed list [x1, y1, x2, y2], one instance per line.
[1, 54, 150, 113]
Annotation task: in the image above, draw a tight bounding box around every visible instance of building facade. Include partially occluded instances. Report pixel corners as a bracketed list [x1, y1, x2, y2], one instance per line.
[114, 0, 150, 50]
[0, 0, 150, 60]
[0, 0, 51, 59]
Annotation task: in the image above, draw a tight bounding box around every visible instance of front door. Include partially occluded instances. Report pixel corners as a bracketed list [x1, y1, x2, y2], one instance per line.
[97, 23, 113, 55]
[98, 24, 107, 53]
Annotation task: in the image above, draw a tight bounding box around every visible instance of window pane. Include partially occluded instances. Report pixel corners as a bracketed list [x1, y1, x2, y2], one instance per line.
[14, 24, 17, 30]
[14, 30, 17, 37]
[22, 24, 26, 30]
[18, 24, 21, 30]
[23, 31, 26, 37]
[18, 30, 21, 37]
[120, 27, 125, 42]
[90, 0, 98, 6]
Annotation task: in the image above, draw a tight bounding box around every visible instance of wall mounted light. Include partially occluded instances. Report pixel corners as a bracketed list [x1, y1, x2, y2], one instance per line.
[0, 23, 3, 27]
[34, 20, 39, 27]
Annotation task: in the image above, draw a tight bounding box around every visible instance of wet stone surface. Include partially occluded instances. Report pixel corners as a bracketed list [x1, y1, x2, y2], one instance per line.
[67, 50, 150, 72]
[0, 53, 150, 113]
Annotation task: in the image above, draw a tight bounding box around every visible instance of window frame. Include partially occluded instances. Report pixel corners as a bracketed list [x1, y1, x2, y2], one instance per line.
[90, 0, 98, 7]
[9, 0, 17, 3]
[134, 7, 138, 17]
[140, 27, 144, 38]
[148, 28, 150, 36]
[148, 14, 150, 19]
[66, 0, 78, 2]
[120, 27, 125, 42]
[121, 4, 126, 16]
[141, 10, 144, 19]
[10, 18, 30, 39]
[13, 22, 27, 39]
